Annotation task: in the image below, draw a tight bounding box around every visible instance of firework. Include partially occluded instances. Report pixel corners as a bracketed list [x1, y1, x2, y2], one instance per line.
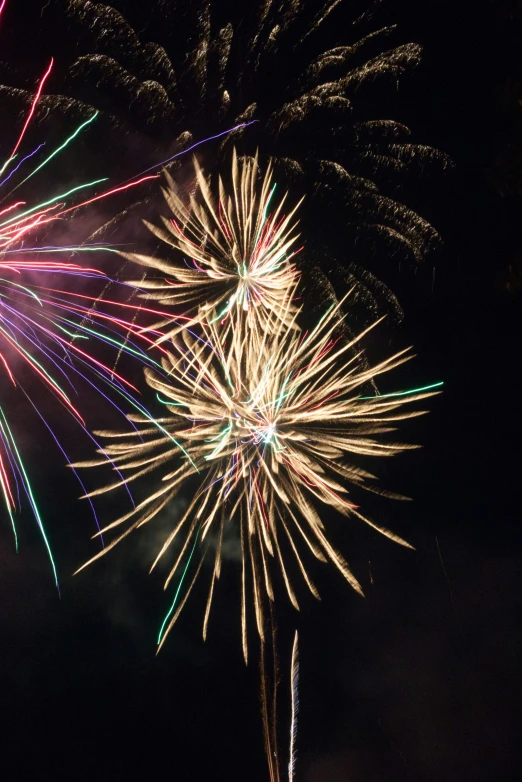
[0, 57, 166, 585]
[1, 0, 450, 318]
[124, 149, 302, 340]
[74, 290, 437, 659]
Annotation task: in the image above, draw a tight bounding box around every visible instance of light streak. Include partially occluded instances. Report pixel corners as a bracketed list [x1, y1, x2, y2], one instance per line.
[0, 57, 167, 588]
[9, 59, 54, 160]
[0, 178, 108, 229]
[360, 381, 444, 399]
[0, 406, 59, 592]
[16, 113, 99, 187]
[0, 144, 45, 189]
[56, 175, 159, 217]
[131, 120, 258, 180]
[157, 521, 203, 645]
[288, 631, 299, 782]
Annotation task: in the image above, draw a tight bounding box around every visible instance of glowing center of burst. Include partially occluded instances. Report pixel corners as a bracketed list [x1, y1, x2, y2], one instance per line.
[252, 421, 276, 445]
[233, 412, 278, 447]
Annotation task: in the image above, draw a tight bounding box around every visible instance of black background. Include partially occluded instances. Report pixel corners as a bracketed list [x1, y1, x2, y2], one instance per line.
[1, 2, 521, 780]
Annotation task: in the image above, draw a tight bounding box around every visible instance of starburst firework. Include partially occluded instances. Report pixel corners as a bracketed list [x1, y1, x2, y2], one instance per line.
[75, 292, 436, 659]
[125, 150, 301, 340]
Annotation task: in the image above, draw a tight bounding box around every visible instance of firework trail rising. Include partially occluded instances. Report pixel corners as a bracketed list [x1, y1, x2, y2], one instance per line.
[288, 631, 299, 782]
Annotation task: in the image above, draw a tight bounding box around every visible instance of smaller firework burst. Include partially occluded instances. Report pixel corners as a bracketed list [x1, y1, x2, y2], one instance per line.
[124, 149, 302, 341]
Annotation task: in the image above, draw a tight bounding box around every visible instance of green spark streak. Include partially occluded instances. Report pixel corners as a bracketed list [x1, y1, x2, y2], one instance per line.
[17, 113, 99, 186]
[0, 154, 17, 177]
[360, 381, 444, 400]
[0, 179, 108, 228]
[209, 294, 236, 323]
[54, 323, 89, 339]
[156, 393, 185, 406]
[0, 277, 43, 304]
[157, 522, 202, 645]
[0, 412, 19, 550]
[0, 407, 58, 588]
[205, 424, 232, 458]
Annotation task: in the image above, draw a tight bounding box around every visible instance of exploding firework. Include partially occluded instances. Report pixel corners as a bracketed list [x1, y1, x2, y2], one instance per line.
[124, 149, 302, 340]
[0, 0, 449, 319]
[0, 55, 168, 585]
[75, 291, 438, 658]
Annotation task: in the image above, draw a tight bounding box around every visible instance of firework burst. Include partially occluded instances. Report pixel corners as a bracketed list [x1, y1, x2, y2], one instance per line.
[124, 149, 301, 340]
[75, 292, 437, 659]
[0, 54, 164, 585]
[1, 0, 450, 318]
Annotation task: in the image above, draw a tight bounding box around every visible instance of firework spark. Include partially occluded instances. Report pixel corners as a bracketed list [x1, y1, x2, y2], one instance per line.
[124, 149, 302, 340]
[74, 292, 437, 659]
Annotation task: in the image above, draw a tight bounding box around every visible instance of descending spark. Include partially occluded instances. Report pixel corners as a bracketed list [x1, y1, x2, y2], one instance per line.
[157, 521, 203, 645]
[0, 406, 59, 592]
[74, 290, 438, 657]
[260, 608, 281, 782]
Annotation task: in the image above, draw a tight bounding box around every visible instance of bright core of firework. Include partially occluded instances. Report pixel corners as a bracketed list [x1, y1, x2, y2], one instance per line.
[125, 149, 302, 340]
[76, 294, 436, 659]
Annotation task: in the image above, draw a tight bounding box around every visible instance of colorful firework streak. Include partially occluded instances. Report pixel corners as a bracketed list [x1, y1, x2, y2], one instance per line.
[0, 56, 164, 585]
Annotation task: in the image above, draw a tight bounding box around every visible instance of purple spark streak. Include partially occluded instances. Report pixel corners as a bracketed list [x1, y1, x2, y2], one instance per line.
[24, 392, 104, 546]
[0, 143, 45, 189]
[125, 121, 258, 181]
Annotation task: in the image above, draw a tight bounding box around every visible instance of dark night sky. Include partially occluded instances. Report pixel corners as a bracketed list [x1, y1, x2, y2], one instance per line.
[1, 2, 521, 781]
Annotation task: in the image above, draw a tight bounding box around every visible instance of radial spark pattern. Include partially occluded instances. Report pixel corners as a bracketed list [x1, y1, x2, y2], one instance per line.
[125, 150, 301, 339]
[76, 295, 436, 658]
